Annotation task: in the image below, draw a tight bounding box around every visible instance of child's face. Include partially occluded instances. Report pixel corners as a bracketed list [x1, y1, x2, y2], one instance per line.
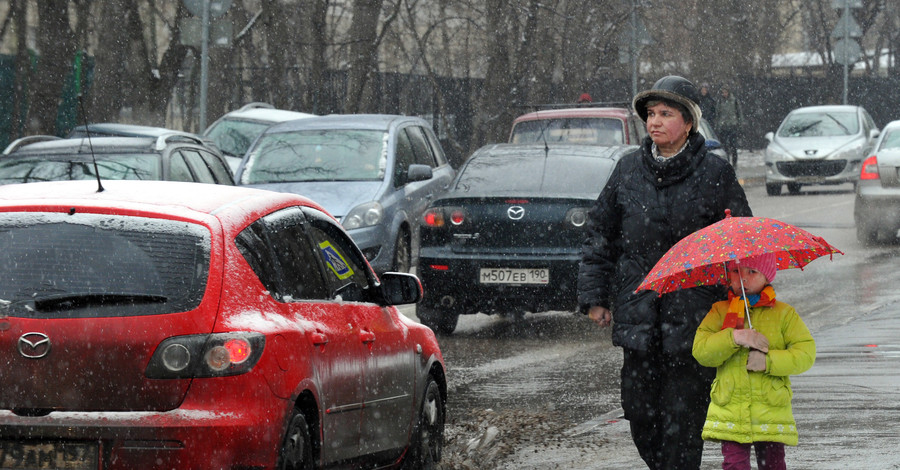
[727, 264, 768, 295]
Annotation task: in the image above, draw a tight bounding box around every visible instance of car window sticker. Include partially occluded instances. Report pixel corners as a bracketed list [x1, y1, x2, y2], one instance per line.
[318, 240, 354, 280]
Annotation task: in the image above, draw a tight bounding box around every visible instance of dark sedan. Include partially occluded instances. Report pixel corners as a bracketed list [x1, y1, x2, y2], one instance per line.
[416, 143, 634, 334]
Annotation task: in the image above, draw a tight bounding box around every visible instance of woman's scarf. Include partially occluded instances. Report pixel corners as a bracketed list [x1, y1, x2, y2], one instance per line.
[721, 285, 776, 330]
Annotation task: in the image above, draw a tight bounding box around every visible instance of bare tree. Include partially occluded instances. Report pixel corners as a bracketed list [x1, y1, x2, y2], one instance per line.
[27, 0, 78, 135]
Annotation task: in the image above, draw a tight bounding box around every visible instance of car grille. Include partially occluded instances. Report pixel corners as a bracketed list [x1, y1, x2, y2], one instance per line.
[776, 160, 847, 177]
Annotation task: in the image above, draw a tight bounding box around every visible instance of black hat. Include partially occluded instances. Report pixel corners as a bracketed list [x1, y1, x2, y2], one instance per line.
[633, 75, 703, 132]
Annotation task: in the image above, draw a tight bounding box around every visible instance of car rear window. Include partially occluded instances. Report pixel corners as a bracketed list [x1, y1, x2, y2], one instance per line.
[777, 111, 860, 137]
[456, 154, 616, 195]
[510, 118, 625, 145]
[0, 212, 209, 318]
[205, 119, 271, 157]
[0, 154, 161, 184]
[241, 130, 387, 184]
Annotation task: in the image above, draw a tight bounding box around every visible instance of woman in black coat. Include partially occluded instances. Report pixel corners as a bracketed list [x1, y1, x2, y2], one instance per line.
[578, 75, 752, 469]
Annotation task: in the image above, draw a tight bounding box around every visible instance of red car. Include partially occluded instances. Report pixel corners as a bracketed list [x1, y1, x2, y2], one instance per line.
[0, 180, 446, 469]
[508, 106, 647, 145]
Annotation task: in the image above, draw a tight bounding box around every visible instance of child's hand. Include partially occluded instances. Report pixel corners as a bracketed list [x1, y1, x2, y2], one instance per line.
[732, 329, 769, 352]
[747, 350, 767, 371]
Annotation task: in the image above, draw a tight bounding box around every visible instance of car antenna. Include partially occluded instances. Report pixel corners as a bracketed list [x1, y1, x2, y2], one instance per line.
[76, 94, 104, 193]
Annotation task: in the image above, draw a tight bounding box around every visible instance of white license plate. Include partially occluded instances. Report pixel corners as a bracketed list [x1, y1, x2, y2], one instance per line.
[0, 441, 99, 469]
[479, 268, 549, 285]
[796, 176, 824, 183]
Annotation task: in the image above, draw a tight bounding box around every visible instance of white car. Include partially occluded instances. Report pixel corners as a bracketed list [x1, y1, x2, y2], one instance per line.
[764, 105, 879, 196]
[204, 103, 315, 171]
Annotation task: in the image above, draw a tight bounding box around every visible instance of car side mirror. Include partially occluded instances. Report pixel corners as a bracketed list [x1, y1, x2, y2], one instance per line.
[407, 164, 433, 183]
[764, 132, 774, 143]
[377, 272, 423, 305]
[705, 139, 722, 149]
[869, 129, 880, 140]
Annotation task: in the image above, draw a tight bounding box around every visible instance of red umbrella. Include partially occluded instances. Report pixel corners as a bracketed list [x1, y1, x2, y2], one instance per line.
[637, 210, 843, 297]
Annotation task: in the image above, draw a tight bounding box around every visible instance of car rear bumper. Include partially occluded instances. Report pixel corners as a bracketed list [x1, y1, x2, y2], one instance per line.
[854, 184, 900, 230]
[418, 251, 580, 314]
[0, 397, 290, 469]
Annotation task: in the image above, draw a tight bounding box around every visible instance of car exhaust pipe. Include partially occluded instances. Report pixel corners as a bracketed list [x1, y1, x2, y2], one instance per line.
[440, 295, 455, 307]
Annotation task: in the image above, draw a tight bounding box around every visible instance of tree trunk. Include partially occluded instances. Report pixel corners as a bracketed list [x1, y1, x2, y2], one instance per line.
[345, 0, 384, 113]
[89, 0, 130, 123]
[470, 0, 513, 152]
[27, 0, 77, 136]
[9, 0, 30, 141]
[300, 0, 329, 114]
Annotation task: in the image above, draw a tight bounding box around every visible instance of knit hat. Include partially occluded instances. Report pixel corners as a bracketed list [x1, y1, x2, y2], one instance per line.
[737, 253, 777, 283]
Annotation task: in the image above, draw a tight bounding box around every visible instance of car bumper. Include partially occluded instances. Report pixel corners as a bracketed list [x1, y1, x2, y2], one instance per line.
[765, 159, 862, 185]
[418, 250, 580, 313]
[346, 224, 393, 273]
[0, 391, 290, 469]
[854, 182, 900, 231]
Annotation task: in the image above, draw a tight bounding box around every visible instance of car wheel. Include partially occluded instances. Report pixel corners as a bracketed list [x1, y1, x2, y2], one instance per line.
[787, 183, 802, 195]
[392, 230, 412, 273]
[766, 184, 782, 196]
[278, 408, 313, 470]
[401, 377, 445, 470]
[416, 305, 460, 335]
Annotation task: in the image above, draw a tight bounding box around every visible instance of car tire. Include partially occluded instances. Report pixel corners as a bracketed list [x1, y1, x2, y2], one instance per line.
[401, 377, 445, 470]
[278, 408, 314, 470]
[392, 229, 412, 273]
[416, 305, 460, 335]
[787, 183, 802, 195]
[766, 183, 782, 196]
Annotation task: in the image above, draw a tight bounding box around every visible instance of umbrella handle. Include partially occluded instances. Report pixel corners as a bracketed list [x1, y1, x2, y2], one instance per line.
[739, 274, 753, 330]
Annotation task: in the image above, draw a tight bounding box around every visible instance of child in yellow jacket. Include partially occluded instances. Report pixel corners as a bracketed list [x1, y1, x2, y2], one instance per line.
[693, 253, 816, 470]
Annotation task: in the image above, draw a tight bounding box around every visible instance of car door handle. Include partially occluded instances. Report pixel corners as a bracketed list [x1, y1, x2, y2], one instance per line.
[359, 330, 376, 344]
[308, 331, 329, 346]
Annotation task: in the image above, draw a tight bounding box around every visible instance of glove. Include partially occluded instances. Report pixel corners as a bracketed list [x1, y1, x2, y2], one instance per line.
[747, 350, 767, 371]
[732, 328, 769, 352]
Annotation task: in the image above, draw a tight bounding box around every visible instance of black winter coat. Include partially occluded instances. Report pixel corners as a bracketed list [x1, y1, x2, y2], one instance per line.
[577, 133, 752, 354]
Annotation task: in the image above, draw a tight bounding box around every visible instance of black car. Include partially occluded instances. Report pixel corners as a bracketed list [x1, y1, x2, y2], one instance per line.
[416, 143, 634, 334]
[0, 134, 234, 185]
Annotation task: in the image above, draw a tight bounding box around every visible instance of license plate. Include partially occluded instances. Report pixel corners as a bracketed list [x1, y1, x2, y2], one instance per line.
[0, 441, 99, 469]
[479, 268, 549, 285]
[796, 176, 824, 183]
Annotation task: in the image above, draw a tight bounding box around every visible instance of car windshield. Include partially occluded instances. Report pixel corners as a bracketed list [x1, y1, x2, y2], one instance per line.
[241, 129, 387, 184]
[205, 119, 271, 157]
[777, 111, 859, 137]
[511, 118, 625, 145]
[0, 212, 209, 318]
[0, 154, 160, 184]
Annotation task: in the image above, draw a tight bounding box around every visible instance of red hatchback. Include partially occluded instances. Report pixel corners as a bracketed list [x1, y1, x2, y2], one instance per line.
[0, 180, 446, 469]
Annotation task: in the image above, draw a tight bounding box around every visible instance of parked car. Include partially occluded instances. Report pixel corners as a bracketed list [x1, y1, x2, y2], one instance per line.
[854, 119, 900, 244]
[764, 105, 879, 196]
[204, 103, 315, 171]
[0, 180, 446, 469]
[416, 143, 635, 334]
[237, 114, 456, 274]
[697, 117, 728, 161]
[0, 134, 234, 185]
[509, 106, 647, 145]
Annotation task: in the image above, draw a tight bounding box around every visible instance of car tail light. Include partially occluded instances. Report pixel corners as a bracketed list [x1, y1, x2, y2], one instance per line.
[145, 332, 265, 379]
[423, 207, 467, 228]
[860, 155, 879, 180]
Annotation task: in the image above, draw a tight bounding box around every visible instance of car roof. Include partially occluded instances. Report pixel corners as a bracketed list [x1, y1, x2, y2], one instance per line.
[788, 105, 862, 114]
[471, 142, 634, 159]
[264, 114, 427, 134]
[512, 107, 634, 123]
[220, 108, 316, 123]
[6, 136, 166, 155]
[69, 123, 199, 139]
[0, 180, 324, 227]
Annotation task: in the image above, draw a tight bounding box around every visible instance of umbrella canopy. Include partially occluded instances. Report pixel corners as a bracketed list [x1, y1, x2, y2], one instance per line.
[637, 210, 842, 296]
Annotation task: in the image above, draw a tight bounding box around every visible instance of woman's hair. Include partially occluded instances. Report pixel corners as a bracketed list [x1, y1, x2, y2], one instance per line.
[643, 99, 692, 125]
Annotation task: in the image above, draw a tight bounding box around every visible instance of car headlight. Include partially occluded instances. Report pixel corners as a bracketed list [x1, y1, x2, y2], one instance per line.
[832, 141, 865, 161]
[765, 143, 790, 162]
[343, 201, 383, 229]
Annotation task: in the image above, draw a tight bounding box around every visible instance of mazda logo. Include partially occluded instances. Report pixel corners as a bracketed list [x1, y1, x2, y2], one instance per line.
[507, 206, 525, 220]
[18, 332, 51, 359]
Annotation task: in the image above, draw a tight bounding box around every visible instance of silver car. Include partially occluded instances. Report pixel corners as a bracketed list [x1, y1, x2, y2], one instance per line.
[854, 120, 900, 244]
[764, 105, 879, 196]
[236, 114, 456, 274]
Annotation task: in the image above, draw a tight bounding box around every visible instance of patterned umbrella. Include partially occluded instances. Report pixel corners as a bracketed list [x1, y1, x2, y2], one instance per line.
[636, 210, 843, 296]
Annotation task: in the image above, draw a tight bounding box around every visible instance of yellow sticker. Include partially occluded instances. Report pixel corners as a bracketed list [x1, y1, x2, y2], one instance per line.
[319, 240, 354, 279]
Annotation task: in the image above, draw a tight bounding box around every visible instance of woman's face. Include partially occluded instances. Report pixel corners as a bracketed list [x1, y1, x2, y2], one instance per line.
[645, 102, 692, 152]
[727, 264, 768, 296]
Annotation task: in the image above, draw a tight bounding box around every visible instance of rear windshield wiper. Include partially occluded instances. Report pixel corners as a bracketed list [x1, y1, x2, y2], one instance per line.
[28, 293, 168, 312]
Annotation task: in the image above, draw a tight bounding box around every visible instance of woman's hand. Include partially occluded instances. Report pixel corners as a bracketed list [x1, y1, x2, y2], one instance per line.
[747, 350, 767, 371]
[588, 306, 612, 327]
[732, 328, 769, 352]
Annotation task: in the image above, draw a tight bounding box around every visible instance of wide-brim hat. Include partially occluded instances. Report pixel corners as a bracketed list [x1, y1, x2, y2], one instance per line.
[633, 75, 703, 132]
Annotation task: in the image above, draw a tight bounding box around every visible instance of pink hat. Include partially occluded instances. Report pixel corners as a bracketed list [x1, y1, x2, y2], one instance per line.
[737, 253, 777, 283]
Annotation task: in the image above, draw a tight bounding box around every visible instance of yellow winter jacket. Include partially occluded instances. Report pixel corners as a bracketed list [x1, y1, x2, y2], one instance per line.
[692, 298, 816, 446]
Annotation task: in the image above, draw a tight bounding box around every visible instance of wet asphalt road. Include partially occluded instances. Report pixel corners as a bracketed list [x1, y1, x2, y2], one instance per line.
[401, 161, 900, 469]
